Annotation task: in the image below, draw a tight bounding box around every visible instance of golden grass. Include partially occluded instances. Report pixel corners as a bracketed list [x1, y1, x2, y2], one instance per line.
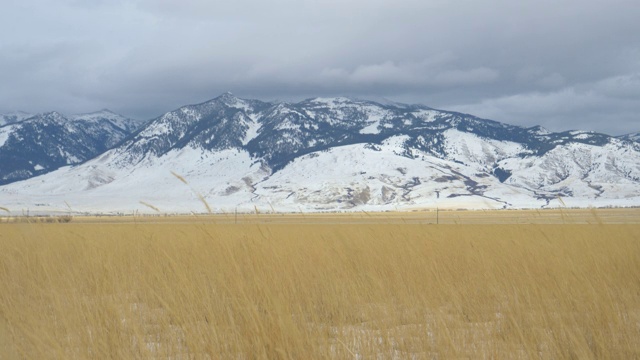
[138, 201, 161, 213]
[170, 171, 212, 214]
[1, 219, 639, 359]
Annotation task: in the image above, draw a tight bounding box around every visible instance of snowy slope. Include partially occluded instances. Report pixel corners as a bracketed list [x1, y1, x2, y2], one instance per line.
[619, 132, 640, 143]
[255, 137, 537, 211]
[0, 141, 538, 214]
[1, 94, 639, 214]
[0, 146, 264, 214]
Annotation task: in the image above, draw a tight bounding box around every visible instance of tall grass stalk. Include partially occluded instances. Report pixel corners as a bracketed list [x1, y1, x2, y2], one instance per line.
[170, 171, 212, 214]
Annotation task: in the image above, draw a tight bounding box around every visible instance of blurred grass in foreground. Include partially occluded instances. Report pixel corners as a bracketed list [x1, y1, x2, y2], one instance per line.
[1, 221, 639, 359]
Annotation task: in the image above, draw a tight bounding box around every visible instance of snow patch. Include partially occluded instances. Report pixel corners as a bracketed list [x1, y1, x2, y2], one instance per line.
[412, 109, 439, 122]
[243, 118, 261, 145]
[0, 127, 12, 147]
[359, 114, 383, 134]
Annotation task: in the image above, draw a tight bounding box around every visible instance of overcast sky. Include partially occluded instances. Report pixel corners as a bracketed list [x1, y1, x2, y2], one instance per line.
[1, 0, 639, 135]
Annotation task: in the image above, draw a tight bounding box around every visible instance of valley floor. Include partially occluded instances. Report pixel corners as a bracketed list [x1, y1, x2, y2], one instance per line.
[18, 207, 640, 225]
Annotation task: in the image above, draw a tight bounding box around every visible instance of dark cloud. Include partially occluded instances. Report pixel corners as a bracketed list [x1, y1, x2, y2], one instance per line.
[0, 0, 639, 135]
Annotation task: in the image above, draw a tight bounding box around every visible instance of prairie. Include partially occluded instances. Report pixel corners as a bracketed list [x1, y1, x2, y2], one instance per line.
[1, 210, 639, 359]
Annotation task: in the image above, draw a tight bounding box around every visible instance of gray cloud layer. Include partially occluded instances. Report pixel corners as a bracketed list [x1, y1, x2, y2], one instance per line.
[1, 0, 639, 135]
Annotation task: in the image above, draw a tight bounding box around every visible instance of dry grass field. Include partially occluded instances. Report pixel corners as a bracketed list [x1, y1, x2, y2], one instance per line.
[1, 209, 639, 359]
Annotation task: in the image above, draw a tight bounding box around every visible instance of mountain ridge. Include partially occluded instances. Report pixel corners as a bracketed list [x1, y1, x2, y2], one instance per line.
[1, 94, 639, 214]
[0, 110, 143, 184]
[0, 111, 33, 126]
[619, 132, 640, 143]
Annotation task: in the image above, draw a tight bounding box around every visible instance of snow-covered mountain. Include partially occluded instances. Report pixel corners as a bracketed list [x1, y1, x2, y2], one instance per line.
[1, 94, 639, 214]
[0, 110, 143, 184]
[619, 132, 640, 143]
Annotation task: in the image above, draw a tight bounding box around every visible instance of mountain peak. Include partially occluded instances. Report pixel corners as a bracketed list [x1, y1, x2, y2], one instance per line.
[37, 111, 67, 122]
[204, 92, 257, 111]
[215, 92, 238, 101]
[527, 125, 551, 135]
